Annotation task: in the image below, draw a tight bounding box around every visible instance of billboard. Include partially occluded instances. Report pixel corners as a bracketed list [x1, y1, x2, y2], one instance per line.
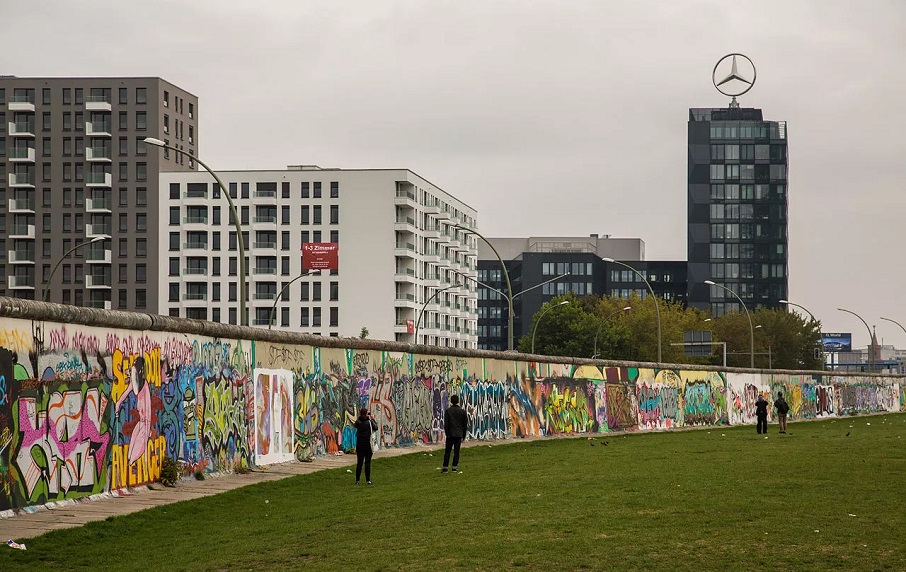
[822, 332, 852, 353]
[302, 243, 338, 270]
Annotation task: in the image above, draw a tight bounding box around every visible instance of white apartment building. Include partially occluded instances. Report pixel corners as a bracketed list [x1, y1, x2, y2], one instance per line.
[158, 167, 478, 348]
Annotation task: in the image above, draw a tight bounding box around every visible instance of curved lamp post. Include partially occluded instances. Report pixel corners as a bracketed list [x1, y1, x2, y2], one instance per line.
[592, 306, 631, 359]
[414, 283, 461, 343]
[880, 316, 906, 337]
[705, 280, 754, 368]
[144, 137, 247, 326]
[531, 300, 569, 355]
[603, 258, 662, 363]
[453, 224, 515, 350]
[268, 270, 319, 329]
[43, 237, 104, 302]
[778, 299, 816, 323]
[838, 307, 874, 372]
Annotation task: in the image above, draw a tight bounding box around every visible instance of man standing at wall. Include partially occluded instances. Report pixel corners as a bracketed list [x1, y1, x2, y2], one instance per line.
[441, 395, 470, 473]
[774, 392, 789, 434]
[755, 394, 770, 434]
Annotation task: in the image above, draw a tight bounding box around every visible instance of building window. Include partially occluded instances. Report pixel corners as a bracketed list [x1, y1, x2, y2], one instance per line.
[119, 111, 128, 131]
[119, 290, 128, 308]
[169, 284, 179, 302]
[136, 238, 147, 258]
[119, 88, 127, 104]
[135, 289, 146, 308]
[136, 162, 147, 181]
[312, 307, 321, 327]
[282, 205, 290, 225]
[136, 88, 147, 104]
[169, 207, 179, 225]
[313, 205, 322, 224]
[136, 187, 147, 206]
[301, 206, 309, 224]
[330, 307, 338, 327]
[135, 264, 147, 283]
[330, 205, 339, 224]
[330, 230, 338, 243]
[313, 182, 321, 198]
[301, 182, 309, 198]
[136, 112, 147, 131]
[330, 281, 338, 301]
[330, 181, 339, 198]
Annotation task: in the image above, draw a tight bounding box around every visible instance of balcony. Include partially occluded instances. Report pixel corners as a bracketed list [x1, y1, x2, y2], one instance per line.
[183, 267, 208, 276]
[8, 147, 35, 162]
[85, 249, 112, 264]
[394, 242, 417, 258]
[9, 224, 35, 239]
[86, 172, 112, 187]
[395, 293, 418, 309]
[183, 292, 208, 301]
[85, 122, 112, 137]
[85, 275, 112, 288]
[394, 189, 417, 208]
[252, 241, 277, 250]
[254, 292, 277, 300]
[7, 250, 35, 264]
[182, 241, 209, 251]
[394, 216, 417, 232]
[183, 216, 209, 224]
[86, 147, 112, 162]
[8, 121, 35, 137]
[8, 198, 35, 212]
[253, 215, 277, 224]
[253, 189, 277, 200]
[85, 223, 112, 237]
[183, 191, 208, 200]
[423, 249, 441, 263]
[85, 96, 112, 112]
[8, 173, 35, 187]
[8, 96, 36, 112]
[7, 275, 35, 289]
[254, 267, 278, 275]
[424, 200, 441, 214]
[87, 300, 113, 310]
[423, 224, 441, 238]
[85, 197, 112, 212]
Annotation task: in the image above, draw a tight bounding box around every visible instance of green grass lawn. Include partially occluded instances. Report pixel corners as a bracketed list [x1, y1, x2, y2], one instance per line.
[4, 414, 906, 571]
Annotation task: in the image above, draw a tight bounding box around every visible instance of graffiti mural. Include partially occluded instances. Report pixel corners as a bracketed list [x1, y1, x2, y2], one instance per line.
[0, 307, 902, 514]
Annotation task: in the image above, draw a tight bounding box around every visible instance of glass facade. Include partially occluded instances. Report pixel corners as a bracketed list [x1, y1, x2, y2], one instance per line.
[687, 107, 788, 315]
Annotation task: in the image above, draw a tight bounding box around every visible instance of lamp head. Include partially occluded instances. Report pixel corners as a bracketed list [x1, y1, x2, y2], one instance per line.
[704, 280, 716, 286]
[602, 257, 615, 263]
[778, 299, 789, 304]
[704, 318, 712, 322]
[90, 236, 104, 243]
[622, 306, 631, 311]
[558, 301, 569, 306]
[143, 137, 165, 147]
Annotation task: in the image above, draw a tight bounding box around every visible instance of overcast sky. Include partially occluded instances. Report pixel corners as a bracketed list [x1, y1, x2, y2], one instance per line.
[4, 1, 905, 349]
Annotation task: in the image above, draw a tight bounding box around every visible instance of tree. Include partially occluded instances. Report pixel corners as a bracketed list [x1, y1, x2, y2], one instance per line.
[359, 327, 369, 340]
[708, 308, 822, 370]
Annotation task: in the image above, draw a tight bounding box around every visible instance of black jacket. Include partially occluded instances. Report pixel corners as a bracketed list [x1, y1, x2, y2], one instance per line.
[774, 398, 789, 414]
[444, 404, 469, 439]
[755, 397, 769, 418]
[354, 416, 378, 443]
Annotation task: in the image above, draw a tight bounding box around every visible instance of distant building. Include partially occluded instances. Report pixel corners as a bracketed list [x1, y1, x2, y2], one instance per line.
[686, 107, 789, 315]
[477, 234, 685, 351]
[0, 76, 198, 310]
[159, 167, 478, 347]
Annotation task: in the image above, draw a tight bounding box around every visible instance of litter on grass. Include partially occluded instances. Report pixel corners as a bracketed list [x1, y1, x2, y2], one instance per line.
[6, 540, 26, 551]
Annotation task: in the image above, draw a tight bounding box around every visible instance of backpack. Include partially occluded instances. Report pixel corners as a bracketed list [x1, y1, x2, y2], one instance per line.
[777, 400, 789, 414]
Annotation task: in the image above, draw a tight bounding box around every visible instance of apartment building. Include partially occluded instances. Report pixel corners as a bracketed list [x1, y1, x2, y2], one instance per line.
[159, 168, 478, 347]
[0, 77, 197, 309]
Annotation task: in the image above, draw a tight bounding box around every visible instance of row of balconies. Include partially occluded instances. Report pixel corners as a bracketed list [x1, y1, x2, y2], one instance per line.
[7, 273, 112, 290]
[5, 96, 112, 113]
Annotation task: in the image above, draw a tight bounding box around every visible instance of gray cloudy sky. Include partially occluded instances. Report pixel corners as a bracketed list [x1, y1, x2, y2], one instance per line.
[4, 1, 905, 349]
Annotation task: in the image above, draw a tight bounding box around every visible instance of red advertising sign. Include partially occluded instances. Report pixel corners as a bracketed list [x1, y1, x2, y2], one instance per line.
[406, 319, 415, 334]
[302, 243, 339, 270]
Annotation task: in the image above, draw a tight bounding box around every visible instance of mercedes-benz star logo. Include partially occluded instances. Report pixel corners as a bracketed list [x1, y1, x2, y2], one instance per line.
[712, 53, 757, 98]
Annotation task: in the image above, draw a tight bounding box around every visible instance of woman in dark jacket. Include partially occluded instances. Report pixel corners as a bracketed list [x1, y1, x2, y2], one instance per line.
[354, 408, 378, 485]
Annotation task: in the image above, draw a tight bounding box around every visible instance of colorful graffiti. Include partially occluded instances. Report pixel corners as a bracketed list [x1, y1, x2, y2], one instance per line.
[0, 312, 902, 514]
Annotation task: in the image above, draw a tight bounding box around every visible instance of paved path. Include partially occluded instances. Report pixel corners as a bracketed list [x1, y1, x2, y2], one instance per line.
[0, 438, 512, 541]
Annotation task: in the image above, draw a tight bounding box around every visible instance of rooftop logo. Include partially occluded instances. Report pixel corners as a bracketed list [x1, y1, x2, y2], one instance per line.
[712, 53, 756, 107]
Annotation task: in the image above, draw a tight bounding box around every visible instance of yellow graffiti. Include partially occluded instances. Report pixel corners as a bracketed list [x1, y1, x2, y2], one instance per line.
[111, 348, 162, 403]
[0, 328, 32, 354]
[111, 436, 166, 488]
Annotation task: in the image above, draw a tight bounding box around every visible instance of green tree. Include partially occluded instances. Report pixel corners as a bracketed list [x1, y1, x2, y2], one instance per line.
[708, 308, 822, 369]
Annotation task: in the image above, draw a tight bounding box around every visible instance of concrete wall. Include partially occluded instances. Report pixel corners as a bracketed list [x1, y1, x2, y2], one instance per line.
[0, 297, 902, 513]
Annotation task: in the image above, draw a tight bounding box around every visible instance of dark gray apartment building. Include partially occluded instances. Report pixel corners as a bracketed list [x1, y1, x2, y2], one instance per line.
[687, 107, 789, 315]
[0, 77, 197, 310]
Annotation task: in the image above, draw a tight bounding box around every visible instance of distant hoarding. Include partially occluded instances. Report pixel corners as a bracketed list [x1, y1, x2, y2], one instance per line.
[822, 332, 852, 353]
[683, 330, 713, 357]
[302, 243, 339, 270]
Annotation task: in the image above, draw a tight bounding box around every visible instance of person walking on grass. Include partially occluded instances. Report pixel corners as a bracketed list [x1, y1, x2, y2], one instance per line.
[774, 392, 790, 434]
[354, 407, 378, 485]
[442, 394, 469, 473]
[755, 393, 770, 434]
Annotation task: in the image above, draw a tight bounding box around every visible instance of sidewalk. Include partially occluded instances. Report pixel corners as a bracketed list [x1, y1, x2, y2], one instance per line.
[0, 438, 497, 541]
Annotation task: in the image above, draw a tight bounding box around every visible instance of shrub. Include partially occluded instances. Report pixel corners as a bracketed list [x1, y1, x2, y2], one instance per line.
[160, 456, 180, 487]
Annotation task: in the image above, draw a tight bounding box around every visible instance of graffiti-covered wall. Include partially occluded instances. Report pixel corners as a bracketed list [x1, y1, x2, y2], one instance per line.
[0, 302, 902, 513]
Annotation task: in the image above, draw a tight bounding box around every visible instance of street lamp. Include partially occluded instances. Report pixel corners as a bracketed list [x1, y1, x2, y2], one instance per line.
[453, 224, 515, 350]
[43, 237, 104, 302]
[603, 258, 662, 363]
[778, 299, 817, 323]
[268, 270, 319, 329]
[705, 280, 754, 368]
[838, 307, 874, 372]
[447, 267, 570, 349]
[592, 306, 631, 359]
[531, 300, 569, 355]
[880, 316, 906, 337]
[144, 137, 248, 326]
[414, 283, 461, 343]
